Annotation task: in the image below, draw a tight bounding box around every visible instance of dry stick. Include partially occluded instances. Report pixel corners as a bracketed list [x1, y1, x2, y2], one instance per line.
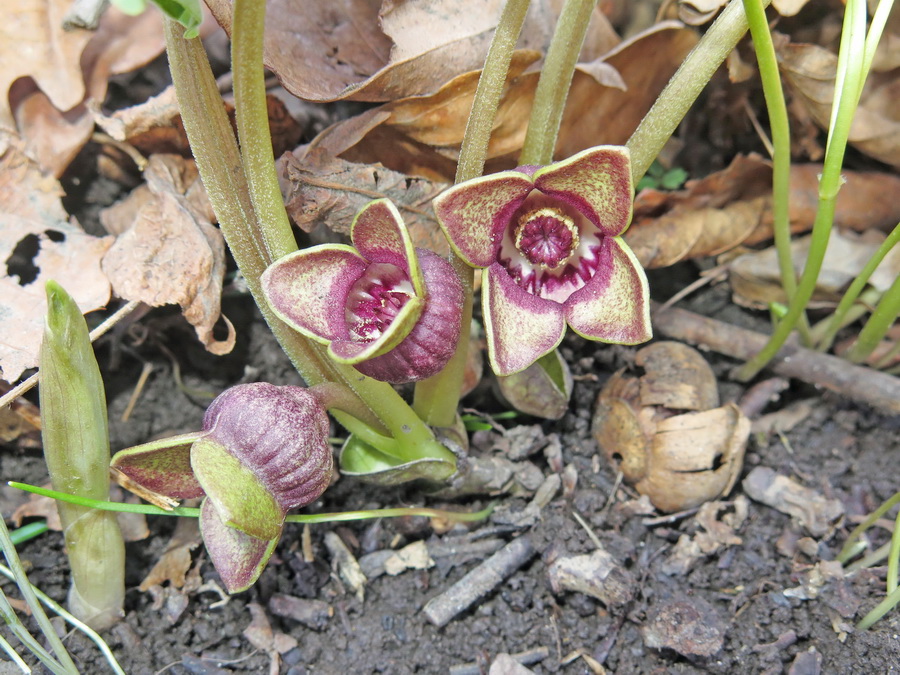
[422, 535, 536, 627]
[652, 303, 900, 415]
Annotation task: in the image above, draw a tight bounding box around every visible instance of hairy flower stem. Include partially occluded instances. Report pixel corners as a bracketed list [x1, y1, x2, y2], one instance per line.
[519, 0, 598, 166]
[165, 17, 446, 463]
[743, 0, 811, 345]
[413, 0, 531, 426]
[627, 0, 771, 185]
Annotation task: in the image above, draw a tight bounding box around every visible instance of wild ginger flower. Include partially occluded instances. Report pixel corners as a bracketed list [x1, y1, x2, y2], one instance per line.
[262, 199, 464, 384]
[434, 146, 651, 376]
[112, 383, 333, 593]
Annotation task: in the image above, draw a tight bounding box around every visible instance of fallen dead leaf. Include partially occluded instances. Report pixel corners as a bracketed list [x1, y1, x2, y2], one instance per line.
[333, 24, 697, 181]
[776, 33, 900, 169]
[728, 229, 900, 309]
[626, 154, 900, 268]
[139, 517, 202, 591]
[281, 147, 450, 254]
[100, 154, 234, 355]
[243, 602, 298, 675]
[0, 214, 113, 383]
[662, 497, 747, 575]
[5, 5, 169, 176]
[0, 1, 91, 128]
[547, 546, 635, 606]
[207, 0, 615, 104]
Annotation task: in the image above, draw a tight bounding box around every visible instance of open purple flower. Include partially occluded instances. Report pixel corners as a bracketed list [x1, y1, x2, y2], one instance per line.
[262, 199, 464, 384]
[434, 145, 651, 376]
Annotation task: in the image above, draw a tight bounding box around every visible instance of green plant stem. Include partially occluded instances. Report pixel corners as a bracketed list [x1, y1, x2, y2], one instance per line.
[812, 288, 882, 348]
[8, 482, 492, 524]
[414, 0, 531, 427]
[0, 562, 126, 675]
[627, 0, 771, 185]
[456, 0, 532, 183]
[857, 584, 900, 630]
[838, 491, 900, 563]
[817, 222, 900, 352]
[0, 517, 78, 675]
[845, 270, 900, 363]
[743, 0, 811, 345]
[0, 633, 29, 674]
[519, 0, 598, 165]
[735, 0, 867, 381]
[888, 509, 900, 593]
[231, 0, 297, 259]
[165, 18, 443, 462]
[9, 521, 48, 547]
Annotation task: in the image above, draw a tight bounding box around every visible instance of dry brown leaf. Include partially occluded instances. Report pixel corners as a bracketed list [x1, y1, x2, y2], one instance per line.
[281, 148, 450, 255]
[777, 33, 900, 168]
[139, 517, 202, 591]
[312, 23, 695, 184]
[207, 0, 616, 104]
[742, 466, 844, 537]
[0, 218, 112, 382]
[0, 1, 91, 128]
[10, 491, 62, 531]
[728, 229, 900, 309]
[626, 154, 900, 268]
[0, 134, 113, 382]
[101, 155, 234, 355]
[4, 5, 168, 176]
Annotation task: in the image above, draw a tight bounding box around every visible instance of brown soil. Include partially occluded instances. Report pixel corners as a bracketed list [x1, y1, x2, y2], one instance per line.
[3, 279, 900, 674]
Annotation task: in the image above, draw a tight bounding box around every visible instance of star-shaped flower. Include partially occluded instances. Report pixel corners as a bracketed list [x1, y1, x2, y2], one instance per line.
[434, 146, 651, 376]
[261, 199, 464, 384]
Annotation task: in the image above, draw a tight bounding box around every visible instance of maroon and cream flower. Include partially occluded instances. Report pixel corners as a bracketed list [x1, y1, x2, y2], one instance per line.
[434, 146, 651, 376]
[261, 199, 464, 384]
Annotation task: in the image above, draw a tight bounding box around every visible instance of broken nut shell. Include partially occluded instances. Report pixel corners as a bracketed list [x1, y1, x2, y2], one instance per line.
[593, 342, 749, 512]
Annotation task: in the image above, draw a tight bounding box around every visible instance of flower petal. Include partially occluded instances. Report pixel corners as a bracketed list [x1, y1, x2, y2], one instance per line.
[433, 172, 534, 268]
[564, 237, 651, 344]
[191, 435, 286, 541]
[483, 263, 566, 376]
[534, 146, 633, 237]
[200, 497, 279, 594]
[110, 432, 206, 500]
[352, 199, 424, 297]
[261, 245, 367, 342]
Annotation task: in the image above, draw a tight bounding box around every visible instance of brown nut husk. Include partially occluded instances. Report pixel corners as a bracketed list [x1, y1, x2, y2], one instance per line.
[593, 342, 749, 512]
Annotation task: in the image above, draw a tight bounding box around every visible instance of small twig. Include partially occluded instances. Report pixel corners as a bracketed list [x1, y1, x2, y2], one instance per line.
[294, 174, 440, 221]
[449, 647, 549, 675]
[121, 361, 154, 422]
[652, 302, 900, 414]
[423, 536, 536, 627]
[571, 510, 604, 551]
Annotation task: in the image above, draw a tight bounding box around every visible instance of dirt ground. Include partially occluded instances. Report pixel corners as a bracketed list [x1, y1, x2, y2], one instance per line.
[3, 275, 900, 674]
[3, 3, 900, 671]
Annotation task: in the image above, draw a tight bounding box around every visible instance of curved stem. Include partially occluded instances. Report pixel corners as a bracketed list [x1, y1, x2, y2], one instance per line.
[736, 0, 867, 381]
[845, 272, 900, 364]
[414, 0, 531, 427]
[232, 0, 297, 260]
[817, 222, 900, 352]
[743, 0, 811, 345]
[519, 0, 598, 165]
[627, 0, 770, 185]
